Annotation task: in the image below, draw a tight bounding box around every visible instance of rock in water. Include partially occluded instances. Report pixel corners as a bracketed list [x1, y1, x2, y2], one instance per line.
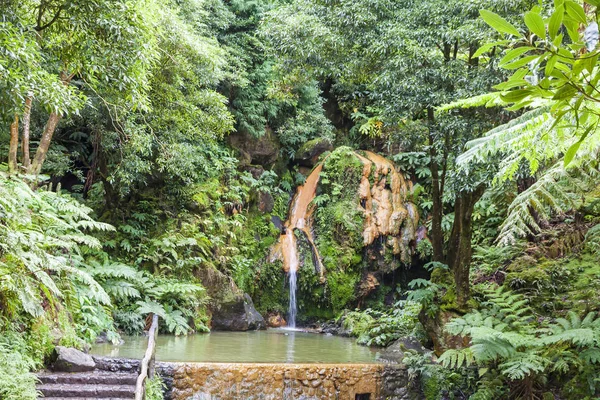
[266, 312, 287, 328]
[211, 294, 266, 331]
[195, 266, 266, 331]
[52, 346, 96, 372]
[380, 337, 428, 364]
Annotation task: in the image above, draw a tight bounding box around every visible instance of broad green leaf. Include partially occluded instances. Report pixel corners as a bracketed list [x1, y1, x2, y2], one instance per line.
[585, 54, 599, 73]
[565, 0, 587, 24]
[549, 7, 564, 39]
[585, 0, 600, 6]
[480, 10, 522, 36]
[564, 124, 594, 165]
[501, 89, 532, 102]
[503, 55, 540, 69]
[473, 43, 496, 58]
[563, 18, 582, 42]
[525, 12, 546, 38]
[552, 84, 578, 100]
[499, 47, 534, 66]
[545, 54, 558, 76]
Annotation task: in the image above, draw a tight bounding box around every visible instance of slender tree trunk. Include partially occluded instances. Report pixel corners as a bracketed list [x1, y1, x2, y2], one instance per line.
[427, 108, 444, 262]
[28, 72, 71, 175]
[8, 114, 19, 173]
[22, 95, 33, 169]
[446, 185, 486, 308]
[29, 112, 61, 175]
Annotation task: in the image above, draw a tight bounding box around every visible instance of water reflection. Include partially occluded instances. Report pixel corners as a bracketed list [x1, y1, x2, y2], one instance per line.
[91, 329, 381, 363]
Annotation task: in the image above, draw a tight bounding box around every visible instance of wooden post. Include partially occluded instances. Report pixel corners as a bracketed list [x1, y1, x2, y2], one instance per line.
[135, 314, 159, 400]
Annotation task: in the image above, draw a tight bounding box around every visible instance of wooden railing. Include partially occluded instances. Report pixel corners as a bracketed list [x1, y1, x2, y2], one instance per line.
[134, 314, 159, 400]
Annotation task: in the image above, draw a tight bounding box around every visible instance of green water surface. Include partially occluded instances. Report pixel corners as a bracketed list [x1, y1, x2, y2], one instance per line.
[91, 329, 381, 363]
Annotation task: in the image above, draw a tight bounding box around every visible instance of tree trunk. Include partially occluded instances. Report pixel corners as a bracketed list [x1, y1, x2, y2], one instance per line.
[8, 114, 19, 174]
[428, 108, 444, 262]
[22, 95, 33, 169]
[29, 112, 61, 175]
[28, 72, 72, 175]
[446, 185, 486, 308]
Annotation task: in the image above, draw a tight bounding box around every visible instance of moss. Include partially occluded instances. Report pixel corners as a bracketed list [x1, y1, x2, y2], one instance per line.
[327, 270, 360, 313]
[501, 252, 600, 316]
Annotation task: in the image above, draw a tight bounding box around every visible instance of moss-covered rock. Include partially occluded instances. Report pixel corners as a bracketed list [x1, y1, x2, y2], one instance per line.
[295, 137, 333, 167]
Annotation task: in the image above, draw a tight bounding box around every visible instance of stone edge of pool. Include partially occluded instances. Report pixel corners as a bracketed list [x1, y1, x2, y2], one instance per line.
[94, 356, 418, 400]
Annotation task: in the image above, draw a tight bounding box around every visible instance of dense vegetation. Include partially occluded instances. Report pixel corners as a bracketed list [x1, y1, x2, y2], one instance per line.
[2, 0, 600, 399]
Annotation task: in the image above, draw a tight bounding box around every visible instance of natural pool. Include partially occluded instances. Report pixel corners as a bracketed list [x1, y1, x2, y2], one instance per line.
[91, 328, 381, 363]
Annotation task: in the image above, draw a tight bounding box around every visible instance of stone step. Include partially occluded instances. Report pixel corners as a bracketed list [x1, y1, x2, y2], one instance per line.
[38, 371, 137, 385]
[37, 383, 135, 398]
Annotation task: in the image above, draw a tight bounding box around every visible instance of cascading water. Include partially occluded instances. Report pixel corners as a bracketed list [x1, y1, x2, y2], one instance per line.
[285, 228, 299, 328]
[288, 267, 298, 329]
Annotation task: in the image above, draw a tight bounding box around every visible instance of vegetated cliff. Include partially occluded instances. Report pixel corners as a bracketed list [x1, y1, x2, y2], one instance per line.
[267, 147, 421, 321]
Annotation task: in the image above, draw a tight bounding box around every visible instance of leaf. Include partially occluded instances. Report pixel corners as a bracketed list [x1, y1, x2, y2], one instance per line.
[480, 10, 522, 37]
[552, 84, 578, 100]
[549, 6, 565, 39]
[585, 0, 600, 6]
[499, 47, 534, 66]
[565, 0, 587, 24]
[524, 12, 546, 38]
[501, 89, 532, 103]
[473, 43, 496, 58]
[564, 141, 582, 166]
[564, 125, 594, 166]
[503, 55, 540, 69]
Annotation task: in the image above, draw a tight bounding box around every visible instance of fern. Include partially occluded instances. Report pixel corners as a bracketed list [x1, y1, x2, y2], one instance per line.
[440, 287, 600, 397]
[437, 92, 505, 112]
[0, 175, 113, 318]
[496, 157, 600, 246]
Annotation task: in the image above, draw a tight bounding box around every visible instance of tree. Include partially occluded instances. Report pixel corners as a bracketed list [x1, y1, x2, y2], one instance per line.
[1, 0, 158, 175]
[262, 0, 535, 307]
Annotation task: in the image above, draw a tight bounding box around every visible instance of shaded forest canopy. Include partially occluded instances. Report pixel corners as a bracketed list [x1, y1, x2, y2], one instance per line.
[2, 0, 600, 399]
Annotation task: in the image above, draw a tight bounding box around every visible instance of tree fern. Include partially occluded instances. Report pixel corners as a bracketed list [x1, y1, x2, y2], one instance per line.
[496, 154, 600, 246]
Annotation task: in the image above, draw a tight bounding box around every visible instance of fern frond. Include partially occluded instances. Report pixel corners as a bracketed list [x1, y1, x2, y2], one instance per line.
[438, 92, 505, 113]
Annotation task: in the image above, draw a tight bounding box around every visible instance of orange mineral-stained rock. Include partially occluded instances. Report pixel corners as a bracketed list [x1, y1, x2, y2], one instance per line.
[271, 149, 419, 276]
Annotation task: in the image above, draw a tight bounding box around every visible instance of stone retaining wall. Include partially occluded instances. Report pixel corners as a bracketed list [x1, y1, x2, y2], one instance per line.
[170, 362, 419, 400]
[93, 357, 421, 400]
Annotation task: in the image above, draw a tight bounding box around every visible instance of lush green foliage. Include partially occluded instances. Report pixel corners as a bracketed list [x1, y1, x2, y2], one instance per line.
[342, 301, 423, 346]
[3, 0, 600, 398]
[439, 286, 600, 398]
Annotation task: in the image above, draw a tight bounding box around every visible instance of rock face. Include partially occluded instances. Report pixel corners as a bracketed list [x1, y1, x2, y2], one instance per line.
[211, 293, 266, 331]
[228, 128, 280, 167]
[295, 138, 333, 167]
[52, 346, 96, 372]
[195, 266, 266, 331]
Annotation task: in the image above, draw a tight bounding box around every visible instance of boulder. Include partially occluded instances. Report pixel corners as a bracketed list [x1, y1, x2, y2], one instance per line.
[266, 312, 287, 328]
[380, 337, 428, 364]
[211, 294, 266, 331]
[195, 266, 266, 331]
[52, 346, 96, 372]
[295, 138, 333, 167]
[257, 191, 274, 214]
[228, 127, 280, 167]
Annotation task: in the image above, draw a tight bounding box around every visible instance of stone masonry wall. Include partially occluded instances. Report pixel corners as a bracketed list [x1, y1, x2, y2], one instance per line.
[170, 362, 419, 400]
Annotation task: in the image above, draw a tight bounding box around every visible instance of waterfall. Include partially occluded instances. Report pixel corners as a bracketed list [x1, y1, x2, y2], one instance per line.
[288, 267, 297, 328]
[285, 228, 298, 328]
[270, 149, 420, 328]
